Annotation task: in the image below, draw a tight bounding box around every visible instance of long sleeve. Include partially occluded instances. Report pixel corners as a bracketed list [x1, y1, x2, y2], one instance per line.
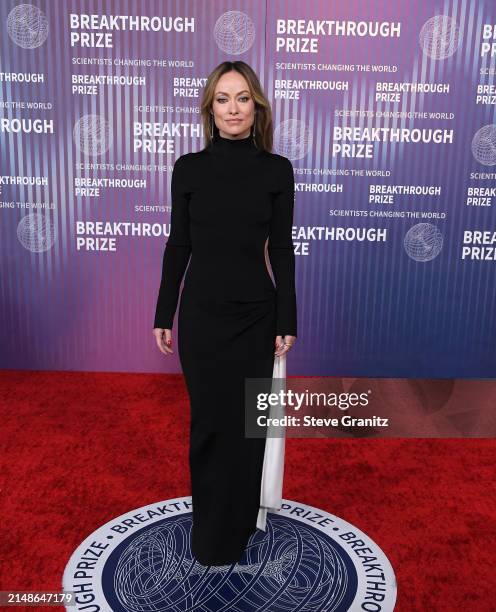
[153, 155, 192, 329]
[268, 156, 297, 337]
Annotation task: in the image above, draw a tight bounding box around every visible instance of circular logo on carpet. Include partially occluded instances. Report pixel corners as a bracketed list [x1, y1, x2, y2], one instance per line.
[62, 497, 397, 611]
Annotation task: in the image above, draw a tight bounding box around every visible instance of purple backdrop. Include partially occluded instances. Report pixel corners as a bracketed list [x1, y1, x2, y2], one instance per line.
[1, 0, 495, 377]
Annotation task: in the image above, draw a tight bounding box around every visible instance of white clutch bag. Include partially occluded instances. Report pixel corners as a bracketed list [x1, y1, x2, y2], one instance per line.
[256, 353, 286, 531]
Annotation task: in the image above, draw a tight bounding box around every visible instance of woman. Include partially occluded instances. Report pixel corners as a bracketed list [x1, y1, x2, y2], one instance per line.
[153, 61, 297, 566]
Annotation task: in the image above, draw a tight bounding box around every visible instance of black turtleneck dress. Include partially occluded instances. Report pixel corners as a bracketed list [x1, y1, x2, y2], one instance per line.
[153, 131, 297, 566]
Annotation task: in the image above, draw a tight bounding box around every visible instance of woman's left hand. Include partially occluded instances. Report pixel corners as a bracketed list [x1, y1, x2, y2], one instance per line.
[274, 335, 296, 357]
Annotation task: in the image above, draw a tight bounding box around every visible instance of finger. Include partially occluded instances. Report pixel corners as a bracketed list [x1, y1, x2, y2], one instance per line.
[163, 331, 174, 354]
[156, 335, 172, 355]
[274, 335, 295, 356]
[155, 330, 174, 355]
[162, 339, 174, 354]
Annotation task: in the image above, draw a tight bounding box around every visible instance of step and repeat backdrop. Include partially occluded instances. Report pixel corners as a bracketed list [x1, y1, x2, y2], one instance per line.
[1, 0, 495, 377]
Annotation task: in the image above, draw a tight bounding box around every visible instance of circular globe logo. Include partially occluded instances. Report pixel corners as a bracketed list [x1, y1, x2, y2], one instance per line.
[213, 11, 255, 55]
[73, 114, 112, 157]
[419, 15, 461, 60]
[471, 124, 496, 166]
[274, 120, 313, 161]
[62, 496, 397, 611]
[404, 223, 443, 262]
[7, 3, 49, 49]
[17, 212, 55, 252]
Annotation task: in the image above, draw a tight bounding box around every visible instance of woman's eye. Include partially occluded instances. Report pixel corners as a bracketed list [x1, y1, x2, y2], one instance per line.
[216, 97, 250, 103]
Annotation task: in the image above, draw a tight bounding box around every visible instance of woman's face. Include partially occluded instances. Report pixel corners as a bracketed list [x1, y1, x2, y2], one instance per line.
[211, 71, 255, 139]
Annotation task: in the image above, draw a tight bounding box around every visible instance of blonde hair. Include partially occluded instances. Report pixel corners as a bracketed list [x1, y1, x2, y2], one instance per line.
[200, 61, 273, 152]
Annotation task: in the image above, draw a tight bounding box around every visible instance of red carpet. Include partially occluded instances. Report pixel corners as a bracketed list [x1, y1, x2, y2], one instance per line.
[0, 369, 494, 611]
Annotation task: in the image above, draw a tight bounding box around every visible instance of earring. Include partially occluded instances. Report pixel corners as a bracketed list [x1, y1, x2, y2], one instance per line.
[252, 113, 257, 146]
[209, 114, 214, 140]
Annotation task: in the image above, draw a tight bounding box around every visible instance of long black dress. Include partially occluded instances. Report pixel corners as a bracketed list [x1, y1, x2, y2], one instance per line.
[153, 131, 297, 566]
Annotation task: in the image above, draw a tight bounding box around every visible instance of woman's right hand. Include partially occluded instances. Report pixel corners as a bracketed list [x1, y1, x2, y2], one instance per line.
[153, 328, 174, 355]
